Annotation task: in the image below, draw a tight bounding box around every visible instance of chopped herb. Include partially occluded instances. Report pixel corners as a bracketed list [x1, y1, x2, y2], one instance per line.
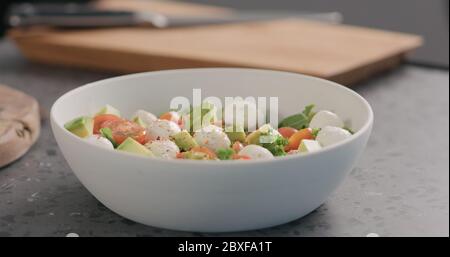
[216, 148, 235, 160]
[278, 104, 315, 130]
[312, 128, 321, 138]
[261, 135, 288, 156]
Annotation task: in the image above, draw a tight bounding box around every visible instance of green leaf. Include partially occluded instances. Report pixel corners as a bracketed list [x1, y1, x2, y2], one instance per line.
[312, 128, 321, 138]
[303, 104, 315, 118]
[278, 113, 308, 130]
[100, 127, 117, 148]
[261, 135, 288, 156]
[216, 148, 235, 160]
[278, 104, 315, 130]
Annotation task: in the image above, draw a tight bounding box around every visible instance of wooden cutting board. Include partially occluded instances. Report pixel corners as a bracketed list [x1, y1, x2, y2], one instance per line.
[0, 85, 40, 168]
[8, 0, 422, 85]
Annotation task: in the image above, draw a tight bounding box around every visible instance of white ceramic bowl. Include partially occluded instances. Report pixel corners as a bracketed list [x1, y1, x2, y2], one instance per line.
[51, 68, 373, 232]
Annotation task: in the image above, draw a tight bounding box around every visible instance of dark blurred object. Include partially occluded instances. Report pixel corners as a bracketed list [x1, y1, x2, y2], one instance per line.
[6, 2, 342, 28]
[6, 2, 163, 28]
[186, 0, 449, 68]
[0, 0, 91, 37]
[0, 0, 13, 37]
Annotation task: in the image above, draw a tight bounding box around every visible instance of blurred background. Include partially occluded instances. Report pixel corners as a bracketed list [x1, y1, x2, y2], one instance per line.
[187, 0, 449, 68]
[0, 0, 448, 67]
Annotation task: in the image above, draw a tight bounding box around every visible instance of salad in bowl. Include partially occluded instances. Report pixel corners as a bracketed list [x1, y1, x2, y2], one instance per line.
[51, 68, 373, 232]
[64, 102, 354, 161]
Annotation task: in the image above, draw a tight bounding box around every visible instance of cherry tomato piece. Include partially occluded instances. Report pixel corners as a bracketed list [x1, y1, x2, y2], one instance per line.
[232, 141, 244, 153]
[286, 128, 314, 151]
[101, 119, 149, 145]
[278, 127, 298, 139]
[93, 114, 121, 134]
[190, 146, 217, 159]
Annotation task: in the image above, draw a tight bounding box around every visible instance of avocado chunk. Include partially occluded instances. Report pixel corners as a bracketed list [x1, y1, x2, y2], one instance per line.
[298, 139, 322, 153]
[132, 116, 147, 128]
[245, 124, 279, 145]
[117, 137, 154, 157]
[99, 127, 117, 148]
[244, 124, 287, 156]
[64, 116, 93, 138]
[225, 125, 246, 143]
[95, 104, 121, 117]
[245, 130, 261, 145]
[181, 151, 210, 160]
[172, 130, 198, 151]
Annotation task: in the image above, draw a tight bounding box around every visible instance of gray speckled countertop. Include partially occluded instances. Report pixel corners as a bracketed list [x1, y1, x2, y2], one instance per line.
[0, 39, 448, 237]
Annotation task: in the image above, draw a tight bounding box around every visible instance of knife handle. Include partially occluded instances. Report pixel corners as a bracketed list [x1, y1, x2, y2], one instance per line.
[8, 10, 143, 28]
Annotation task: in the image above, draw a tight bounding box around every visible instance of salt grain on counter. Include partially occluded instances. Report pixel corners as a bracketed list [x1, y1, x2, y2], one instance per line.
[27, 192, 39, 202]
[66, 233, 79, 237]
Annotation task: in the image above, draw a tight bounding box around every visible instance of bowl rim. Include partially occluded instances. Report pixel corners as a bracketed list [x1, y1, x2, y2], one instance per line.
[51, 68, 373, 166]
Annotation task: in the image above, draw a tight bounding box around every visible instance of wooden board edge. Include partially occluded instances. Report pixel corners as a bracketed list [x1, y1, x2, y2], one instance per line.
[329, 53, 405, 85]
[12, 36, 264, 73]
[14, 36, 417, 86]
[9, 20, 424, 86]
[327, 36, 423, 85]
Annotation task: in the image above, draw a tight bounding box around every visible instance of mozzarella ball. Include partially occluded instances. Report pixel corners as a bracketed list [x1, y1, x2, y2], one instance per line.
[146, 119, 181, 140]
[85, 135, 114, 150]
[309, 110, 344, 129]
[239, 145, 274, 160]
[133, 110, 157, 127]
[197, 124, 223, 133]
[194, 125, 231, 151]
[316, 126, 352, 147]
[146, 140, 180, 159]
